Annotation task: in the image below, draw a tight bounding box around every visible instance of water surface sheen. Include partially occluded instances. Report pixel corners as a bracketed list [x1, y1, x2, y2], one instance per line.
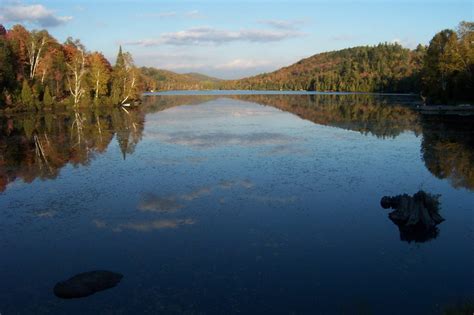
[0, 93, 473, 314]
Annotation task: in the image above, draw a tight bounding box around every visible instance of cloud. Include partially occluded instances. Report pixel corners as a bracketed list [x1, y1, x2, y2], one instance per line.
[258, 19, 306, 30]
[219, 179, 254, 189]
[153, 131, 295, 149]
[138, 194, 183, 213]
[215, 58, 273, 70]
[94, 219, 195, 232]
[123, 26, 302, 46]
[180, 187, 212, 201]
[132, 50, 292, 79]
[261, 144, 308, 156]
[133, 52, 280, 75]
[137, 10, 203, 19]
[0, 4, 72, 27]
[131, 51, 206, 70]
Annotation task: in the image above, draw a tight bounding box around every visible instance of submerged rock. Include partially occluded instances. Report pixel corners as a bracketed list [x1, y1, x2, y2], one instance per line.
[54, 270, 123, 299]
[380, 190, 445, 243]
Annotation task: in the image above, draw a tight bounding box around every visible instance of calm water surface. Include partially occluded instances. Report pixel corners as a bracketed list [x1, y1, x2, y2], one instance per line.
[0, 93, 473, 314]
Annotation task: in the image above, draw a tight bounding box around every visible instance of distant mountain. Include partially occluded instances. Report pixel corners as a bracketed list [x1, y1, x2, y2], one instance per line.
[223, 43, 426, 93]
[184, 72, 222, 83]
[140, 67, 221, 91]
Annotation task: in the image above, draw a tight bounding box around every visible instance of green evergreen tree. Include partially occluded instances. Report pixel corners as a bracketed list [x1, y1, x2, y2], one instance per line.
[115, 45, 125, 70]
[21, 80, 34, 110]
[110, 46, 126, 104]
[43, 85, 53, 107]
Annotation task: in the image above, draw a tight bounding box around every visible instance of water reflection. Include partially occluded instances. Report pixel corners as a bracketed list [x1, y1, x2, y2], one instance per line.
[138, 193, 183, 213]
[143, 93, 473, 190]
[420, 115, 474, 190]
[0, 107, 144, 192]
[230, 94, 422, 138]
[93, 218, 195, 232]
[142, 93, 423, 138]
[0, 93, 473, 314]
[1, 94, 473, 193]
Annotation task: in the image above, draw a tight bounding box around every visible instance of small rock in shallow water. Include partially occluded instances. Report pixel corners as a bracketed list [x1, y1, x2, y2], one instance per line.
[54, 270, 123, 299]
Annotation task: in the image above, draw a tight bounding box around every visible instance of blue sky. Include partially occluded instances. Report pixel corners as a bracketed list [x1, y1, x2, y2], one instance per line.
[0, 0, 472, 79]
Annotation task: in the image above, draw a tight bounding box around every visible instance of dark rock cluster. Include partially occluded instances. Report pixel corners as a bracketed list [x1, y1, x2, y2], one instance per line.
[381, 190, 444, 242]
[54, 270, 123, 299]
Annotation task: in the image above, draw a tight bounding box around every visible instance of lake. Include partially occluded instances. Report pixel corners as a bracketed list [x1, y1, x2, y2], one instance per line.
[0, 92, 472, 314]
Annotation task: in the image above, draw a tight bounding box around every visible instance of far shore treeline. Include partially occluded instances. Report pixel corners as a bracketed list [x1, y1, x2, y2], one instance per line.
[224, 21, 473, 104]
[0, 21, 472, 110]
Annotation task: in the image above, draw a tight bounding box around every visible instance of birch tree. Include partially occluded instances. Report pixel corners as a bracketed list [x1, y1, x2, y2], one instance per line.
[120, 52, 139, 104]
[27, 30, 50, 80]
[64, 41, 88, 107]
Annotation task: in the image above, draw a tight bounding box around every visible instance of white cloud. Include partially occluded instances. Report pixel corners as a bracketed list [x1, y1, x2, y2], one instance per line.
[0, 4, 72, 27]
[132, 51, 291, 79]
[137, 10, 203, 19]
[215, 58, 273, 70]
[94, 218, 195, 232]
[258, 19, 306, 30]
[124, 26, 302, 46]
[152, 131, 295, 149]
[138, 194, 183, 213]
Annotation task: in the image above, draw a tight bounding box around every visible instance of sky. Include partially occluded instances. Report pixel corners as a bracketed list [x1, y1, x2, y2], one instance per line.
[0, 0, 472, 79]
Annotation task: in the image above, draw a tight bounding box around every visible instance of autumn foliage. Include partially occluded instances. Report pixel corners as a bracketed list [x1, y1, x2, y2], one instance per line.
[0, 24, 141, 109]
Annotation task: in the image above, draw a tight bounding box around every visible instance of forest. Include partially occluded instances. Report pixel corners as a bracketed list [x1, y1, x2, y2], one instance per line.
[0, 21, 472, 109]
[140, 67, 221, 91]
[224, 44, 425, 93]
[0, 24, 142, 110]
[224, 21, 473, 104]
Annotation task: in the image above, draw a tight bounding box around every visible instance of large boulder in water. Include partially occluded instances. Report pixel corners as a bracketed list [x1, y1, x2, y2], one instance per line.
[380, 190, 445, 243]
[54, 270, 123, 299]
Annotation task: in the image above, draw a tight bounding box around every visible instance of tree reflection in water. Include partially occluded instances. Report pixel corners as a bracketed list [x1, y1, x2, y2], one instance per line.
[1, 94, 473, 194]
[420, 115, 474, 191]
[0, 107, 144, 192]
[226, 94, 473, 191]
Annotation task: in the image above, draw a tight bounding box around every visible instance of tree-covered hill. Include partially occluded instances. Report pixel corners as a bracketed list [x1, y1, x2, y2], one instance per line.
[184, 72, 222, 83]
[223, 43, 425, 93]
[224, 21, 473, 104]
[140, 68, 221, 91]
